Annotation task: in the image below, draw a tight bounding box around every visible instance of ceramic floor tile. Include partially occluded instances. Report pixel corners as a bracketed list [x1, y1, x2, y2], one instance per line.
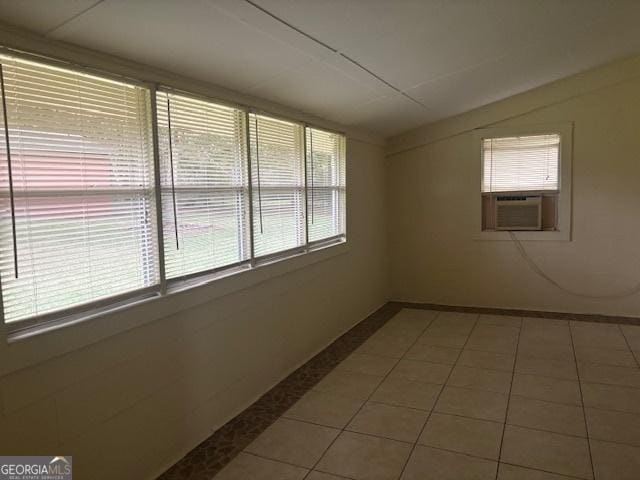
[519, 328, 572, 346]
[335, 353, 398, 377]
[356, 333, 414, 358]
[581, 382, 640, 414]
[458, 349, 515, 372]
[306, 472, 349, 480]
[574, 346, 637, 367]
[376, 323, 424, 339]
[585, 408, 640, 447]
[380, 311, 433, 335]
[215, 453, 308, 480]
[447, 365, 512, 394]
[347, 401, 429, 443]
[516, 341, 574, 362]
[620, 325, 640, 351]
[316, 431, 411, 480]
[571, 322, 629, 349]
[283, 390, 364, 429]
[401, 445, 497, 480]
[473, 324, 520, 339]
[416, 334, 468, 348]
[590, 440, 640, 480]
[419, 412, 503, 460]
[423, 325, 474, 336]
[478, 314, 522, 328]
[313, 370, 382, 400]
[244, 418, 339, 468]
[434, 386, 508, 422]
[432, 311, 478, 325]
[507, 395, 587, 437]
[511, 374, 582, 406]
[404, 344, 460, 364]
[500, 425, 592, 479]
[465, 335, 518, 354]
[388, 359, 451, 384]
[515, 356, 578, 381]
[522, 318, 569, 329]
[577, 363, 640, 388]
[370, 377, 442, 410]
[497, 464, 579, 480]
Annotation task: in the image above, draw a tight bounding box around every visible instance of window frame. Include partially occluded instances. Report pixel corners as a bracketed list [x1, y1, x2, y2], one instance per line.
[473, 123, 573, 242]
[248, 112, 307, 259]
[306, 126, 347, 244]
[155, 89, 252, 282]
[0, 55, 162, 330]
[0, 53, 347, 340]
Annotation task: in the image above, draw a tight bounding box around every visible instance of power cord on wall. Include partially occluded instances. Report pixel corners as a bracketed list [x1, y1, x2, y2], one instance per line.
[509, 231, 640, 299]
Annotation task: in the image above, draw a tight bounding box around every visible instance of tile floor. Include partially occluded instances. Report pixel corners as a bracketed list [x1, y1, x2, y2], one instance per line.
[214, 309, 640, 480]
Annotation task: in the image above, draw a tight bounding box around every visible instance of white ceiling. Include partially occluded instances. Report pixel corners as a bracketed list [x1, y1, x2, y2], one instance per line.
[1, 0, 640, 137]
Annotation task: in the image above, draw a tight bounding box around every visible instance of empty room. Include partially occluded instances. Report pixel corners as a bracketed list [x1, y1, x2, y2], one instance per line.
[0, 1, 640, 479]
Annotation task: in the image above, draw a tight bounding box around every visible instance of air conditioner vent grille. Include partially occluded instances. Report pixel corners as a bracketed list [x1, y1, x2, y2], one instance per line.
[495, 196, 542, 231]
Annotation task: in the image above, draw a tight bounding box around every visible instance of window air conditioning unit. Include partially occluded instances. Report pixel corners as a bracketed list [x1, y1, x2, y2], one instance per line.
[494, 196, 542, 231]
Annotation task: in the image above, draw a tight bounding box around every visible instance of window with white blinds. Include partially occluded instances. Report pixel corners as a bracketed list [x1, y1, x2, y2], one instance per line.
[156, 92, 249, 279]
[0, 53, 347, 329]
[249, 113, 305, 257]
[306, 127, 345, 242]
[482, 134, 560, 193]
[0, 55, 157, 323]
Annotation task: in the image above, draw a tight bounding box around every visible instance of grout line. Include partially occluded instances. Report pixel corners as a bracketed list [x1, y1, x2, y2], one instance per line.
[498, 460, 591, 480]
[396, 313, 481, 479]
[312, 467, 357, 480]
[299, 310, 438, 479]
[568, 322, 597, 480]
[241, 451, 314, 472]
[617, 324, 640, 369]
[494, 317, 521, 480]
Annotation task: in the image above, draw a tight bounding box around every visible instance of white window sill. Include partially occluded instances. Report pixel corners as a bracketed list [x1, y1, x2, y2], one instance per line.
[0, 239, 349, 376]
[473, 230, 571, 242]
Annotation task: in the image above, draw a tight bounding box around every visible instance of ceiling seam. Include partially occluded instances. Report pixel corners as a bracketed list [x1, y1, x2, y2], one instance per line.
[243, 0, 430, 111]
[44, 0, 105, 36]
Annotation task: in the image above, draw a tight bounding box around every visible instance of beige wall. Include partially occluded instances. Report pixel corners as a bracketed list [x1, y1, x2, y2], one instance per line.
[387, 59, 640, 317]
[0, 137, 388, 480]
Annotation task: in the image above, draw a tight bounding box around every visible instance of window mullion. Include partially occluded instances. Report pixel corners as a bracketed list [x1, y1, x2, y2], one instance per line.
[149, 86, 167, 295]
[245, 110, 256, 266]
[303, 124, 310, 251]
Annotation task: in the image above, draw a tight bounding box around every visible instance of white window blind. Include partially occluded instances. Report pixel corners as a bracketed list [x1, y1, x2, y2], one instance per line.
[156, 92, 249, 279]
[482, 134, 560, 193]
[249, 113, 305, 257]
[0, 55, 158, 323]
[306, 127, 345, 242]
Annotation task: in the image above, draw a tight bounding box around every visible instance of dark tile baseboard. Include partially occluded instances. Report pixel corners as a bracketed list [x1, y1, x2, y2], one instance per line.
[157, 300, 639, 479]
[392, 301, 640, 326]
